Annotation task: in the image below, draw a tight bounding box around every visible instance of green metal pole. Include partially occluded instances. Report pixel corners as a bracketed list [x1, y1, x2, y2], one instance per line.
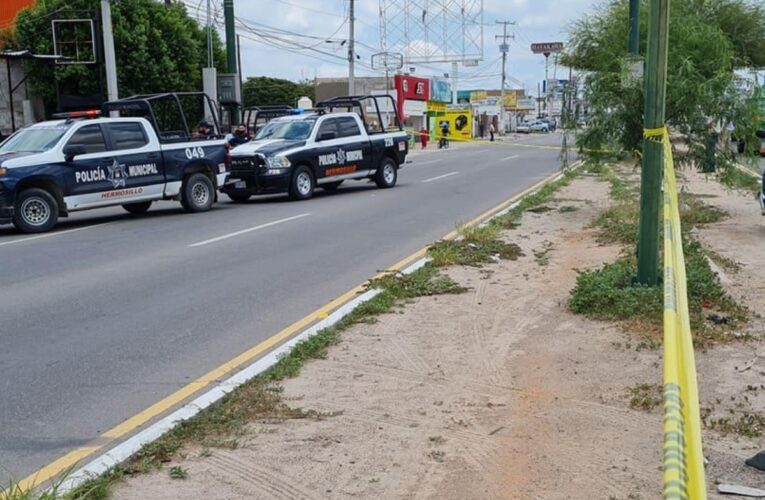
[636, 0, 670, 285]
[628, 0, 640, 54]
[223, 0, 240, 124]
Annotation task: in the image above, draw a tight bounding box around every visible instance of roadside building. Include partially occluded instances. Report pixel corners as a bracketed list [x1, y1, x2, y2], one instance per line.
[0, 0, 37, 135]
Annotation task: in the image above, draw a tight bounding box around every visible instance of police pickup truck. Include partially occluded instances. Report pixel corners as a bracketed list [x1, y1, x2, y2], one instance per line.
[222, 95, 409, 202]
[0, 93, 228, 233]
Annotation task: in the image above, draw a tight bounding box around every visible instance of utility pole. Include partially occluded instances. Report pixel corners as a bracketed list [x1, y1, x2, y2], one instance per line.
[223, 0, 239, 124]
[543, 53, 550, 116]
[100, 0, 119, 111]
[206, 0, 213, 67]
[496, 20, 514, 133]
[348, 0, 355, 95]
[636, 0, 670, 285]
[628, 0, 640, 55]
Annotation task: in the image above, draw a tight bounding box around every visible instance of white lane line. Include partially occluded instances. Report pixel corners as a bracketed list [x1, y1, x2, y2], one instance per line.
[189, 213, 311, 248]
[0, 222, 115, 248]
[421, 171, 459, 183]
[501, 154, 520, 161]
[414, 159, 441, 166]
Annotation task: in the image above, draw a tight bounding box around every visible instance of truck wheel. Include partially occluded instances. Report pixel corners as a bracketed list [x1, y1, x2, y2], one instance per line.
[322, 181, 343, 191]
[226, 192, 251, 203]
[375, 157, 398, 188]
[13, 188, 59, 233]
[181, 173, 215, 213]
[289, 165, 314, 200]
[122, 201, 152, 214]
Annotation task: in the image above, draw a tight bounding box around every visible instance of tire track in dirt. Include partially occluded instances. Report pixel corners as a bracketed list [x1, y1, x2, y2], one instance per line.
[207, 451, 316, 500]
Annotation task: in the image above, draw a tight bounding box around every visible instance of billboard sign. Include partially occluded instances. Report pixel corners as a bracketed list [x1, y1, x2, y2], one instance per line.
[517, 97, 536, 110]
[531, 42, 564, 54]
[430, 78, 452, 103]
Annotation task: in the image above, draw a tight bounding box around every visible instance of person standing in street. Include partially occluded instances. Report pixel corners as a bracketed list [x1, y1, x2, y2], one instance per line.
[419, 127, 429, 149]
[479, 121, 485, 139]
[489, 122, 495, 142]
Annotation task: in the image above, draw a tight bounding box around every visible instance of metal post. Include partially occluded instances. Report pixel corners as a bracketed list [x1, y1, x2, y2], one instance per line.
[636, 0, 670, 285]
[6, 57, 15, 132]
[629, 0, 640, 55]
[223, 0, 239, 124]
[101, 0, 119, 108]
[348, 0, 355, 95]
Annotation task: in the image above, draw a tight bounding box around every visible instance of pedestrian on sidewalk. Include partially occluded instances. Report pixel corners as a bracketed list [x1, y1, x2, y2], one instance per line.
[479, 121, 485, 139]
[489, 122, 495, 142]
[419, 127, 429, 149]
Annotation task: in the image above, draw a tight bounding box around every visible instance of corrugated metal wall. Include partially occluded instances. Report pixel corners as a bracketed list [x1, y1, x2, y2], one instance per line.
[0, 0, 36, 30]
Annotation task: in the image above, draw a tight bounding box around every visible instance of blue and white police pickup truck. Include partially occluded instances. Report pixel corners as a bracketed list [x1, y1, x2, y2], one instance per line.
[222, 95, 409, 202]
[0, 93, 229, 233]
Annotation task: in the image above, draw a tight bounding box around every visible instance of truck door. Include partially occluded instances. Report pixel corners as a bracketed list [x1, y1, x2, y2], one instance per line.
[314, 117, 371, 181]
[102, 122, 165, 198]
[62, 124, 119, 209]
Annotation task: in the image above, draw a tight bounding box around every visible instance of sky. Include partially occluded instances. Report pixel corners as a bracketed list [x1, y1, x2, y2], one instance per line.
[182, 0, 600, 94]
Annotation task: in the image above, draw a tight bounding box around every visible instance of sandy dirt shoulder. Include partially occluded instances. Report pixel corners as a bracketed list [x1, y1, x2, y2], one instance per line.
[112, 168, 764, 499]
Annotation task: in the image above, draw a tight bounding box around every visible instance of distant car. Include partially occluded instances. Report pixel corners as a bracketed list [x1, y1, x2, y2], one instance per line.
[517, 120, 549, 134]
[539, 118, 557, 131]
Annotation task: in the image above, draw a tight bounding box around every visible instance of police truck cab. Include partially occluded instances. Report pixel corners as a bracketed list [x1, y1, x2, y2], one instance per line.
[222, 95, 409, 202]
[0, 93, 229, 233]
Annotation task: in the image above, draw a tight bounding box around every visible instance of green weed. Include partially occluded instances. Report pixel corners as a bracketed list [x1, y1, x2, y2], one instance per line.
[627, 383, 662, 411]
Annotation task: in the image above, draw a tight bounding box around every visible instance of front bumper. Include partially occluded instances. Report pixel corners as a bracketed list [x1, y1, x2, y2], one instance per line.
[221, 170, 291, 195]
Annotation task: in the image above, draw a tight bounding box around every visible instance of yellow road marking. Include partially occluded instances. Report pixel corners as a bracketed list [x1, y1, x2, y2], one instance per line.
[10, 167, 568, 493]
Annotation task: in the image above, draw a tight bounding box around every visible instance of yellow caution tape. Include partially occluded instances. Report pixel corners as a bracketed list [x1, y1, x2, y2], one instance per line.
[658, 126, 707, 500]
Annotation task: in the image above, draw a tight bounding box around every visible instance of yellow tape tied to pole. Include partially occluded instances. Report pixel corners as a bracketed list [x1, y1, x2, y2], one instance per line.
[648, 126, 707, 500]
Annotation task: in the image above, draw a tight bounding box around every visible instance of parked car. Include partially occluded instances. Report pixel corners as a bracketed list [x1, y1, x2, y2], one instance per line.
[0, 93, 229, 233]
[222, 95, 409, 202]
[517, 120, 550, 134]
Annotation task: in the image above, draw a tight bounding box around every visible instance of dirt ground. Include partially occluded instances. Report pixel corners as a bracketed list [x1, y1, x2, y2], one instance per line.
[112, 169, 764, 499]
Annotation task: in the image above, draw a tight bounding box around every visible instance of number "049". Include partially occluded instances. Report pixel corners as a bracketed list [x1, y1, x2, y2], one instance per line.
[185, 146, 206, 159]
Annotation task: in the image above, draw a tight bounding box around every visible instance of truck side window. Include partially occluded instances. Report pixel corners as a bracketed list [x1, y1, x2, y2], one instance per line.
[337, 117, 361, 138]
[107, 123, 148, 150]
[317, 118, 340, 138]
[66, 124, 107, 154]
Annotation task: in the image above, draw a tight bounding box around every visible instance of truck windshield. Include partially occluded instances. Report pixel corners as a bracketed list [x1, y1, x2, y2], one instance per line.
[0, 127, 69, 154]
[256, 119, 315, 141]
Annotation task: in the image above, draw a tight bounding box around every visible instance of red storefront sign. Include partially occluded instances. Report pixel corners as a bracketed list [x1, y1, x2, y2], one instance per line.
[394, 74, 430, 120]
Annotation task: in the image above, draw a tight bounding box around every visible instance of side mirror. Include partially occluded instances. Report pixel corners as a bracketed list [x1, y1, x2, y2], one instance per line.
[63, 144, 86, 162]
[318, 131, 337, 141]
[756, 130, 765, 140]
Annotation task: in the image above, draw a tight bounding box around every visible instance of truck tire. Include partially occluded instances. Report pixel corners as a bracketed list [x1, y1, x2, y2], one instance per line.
[375, 157, 398, 189]
[226, 192, 251, 203]
[181, 173, 215, 213]
[289, 165, 314, 200]
[13, 188, 59, 234]
[122, 201, 152, 214]
[322, 181, 343, 191]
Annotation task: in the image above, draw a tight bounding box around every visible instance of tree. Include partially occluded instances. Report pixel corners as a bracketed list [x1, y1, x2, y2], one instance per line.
[14, 0, 225, 114]
[564, 0, 765, 158]
[242, 76, 314, 108]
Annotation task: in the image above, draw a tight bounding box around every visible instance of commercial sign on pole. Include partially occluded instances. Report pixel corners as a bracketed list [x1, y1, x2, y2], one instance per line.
[430, 78, 452, 103]
[531, 42, 564, 54]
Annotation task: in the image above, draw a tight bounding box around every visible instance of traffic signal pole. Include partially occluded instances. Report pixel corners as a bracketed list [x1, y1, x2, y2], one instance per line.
[636, 0, 670, 285]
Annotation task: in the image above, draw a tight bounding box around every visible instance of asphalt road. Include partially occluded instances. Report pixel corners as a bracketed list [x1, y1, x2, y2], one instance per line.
[0, 132, 567, 484]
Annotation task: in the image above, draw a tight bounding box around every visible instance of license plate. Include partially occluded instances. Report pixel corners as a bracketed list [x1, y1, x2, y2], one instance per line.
[235, 181, 246, 189]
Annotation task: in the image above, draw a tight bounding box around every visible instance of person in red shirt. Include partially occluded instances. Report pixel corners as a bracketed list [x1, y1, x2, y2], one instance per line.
[419, 127, 429, 149]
